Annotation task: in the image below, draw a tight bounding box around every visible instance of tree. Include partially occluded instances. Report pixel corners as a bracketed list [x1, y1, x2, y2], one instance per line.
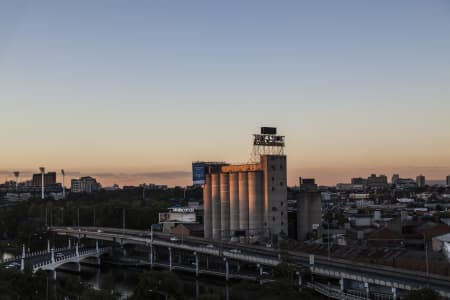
[131, 270, 183, 299]
[80, 289, 120, 300]
[404, 288, 440, 300]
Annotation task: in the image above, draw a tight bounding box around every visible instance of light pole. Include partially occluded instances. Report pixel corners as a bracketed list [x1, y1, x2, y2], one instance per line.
[40, 167, 45, 200]
[13, 171, 20, 191]
[122, 208, 125, 234]
[61, 169, 65, 199]
[423, 233, 429, 286]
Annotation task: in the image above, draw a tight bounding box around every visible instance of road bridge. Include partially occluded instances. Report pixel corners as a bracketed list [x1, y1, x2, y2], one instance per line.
[50, 226, 450, 299]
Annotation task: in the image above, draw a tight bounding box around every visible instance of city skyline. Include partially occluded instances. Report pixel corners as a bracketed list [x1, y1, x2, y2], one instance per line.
[0, 166, 448, 188]
[1, 1, 450, 186]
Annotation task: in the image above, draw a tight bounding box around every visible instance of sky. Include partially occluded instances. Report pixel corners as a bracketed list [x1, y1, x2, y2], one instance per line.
[1, 0, 450, 187]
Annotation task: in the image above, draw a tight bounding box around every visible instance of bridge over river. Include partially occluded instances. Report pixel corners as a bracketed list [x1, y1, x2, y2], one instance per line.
[10, 226, 450, 299]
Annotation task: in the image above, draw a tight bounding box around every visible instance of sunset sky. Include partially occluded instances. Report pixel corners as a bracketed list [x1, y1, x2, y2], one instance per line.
[1, 1, 450, 187]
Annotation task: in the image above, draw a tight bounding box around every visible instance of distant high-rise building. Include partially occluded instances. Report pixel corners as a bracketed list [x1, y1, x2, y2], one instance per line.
[297, 178, 321, 242]
[71, 176, 101, 193]
[416, 175, 426, 188]
[351, 177, 367, 186]
[392, 174, 400, 185]
[32, 172, 57, 187]
[367, 174, 388, 189]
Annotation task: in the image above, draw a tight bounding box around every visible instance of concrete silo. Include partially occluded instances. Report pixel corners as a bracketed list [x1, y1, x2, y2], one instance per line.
[203, 174, 212, 239]
[238, 172, 249, 233]
[211, 173, 221, 240]
[248, 171, 264, 237]
[229, 172, 240, 235]
[220, 173, 230, 240]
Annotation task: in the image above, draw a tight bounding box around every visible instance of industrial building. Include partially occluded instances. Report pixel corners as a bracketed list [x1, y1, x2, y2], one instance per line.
[158, 203, 203, 234]
[197, 127, 287, 242]
[297, 178, 322, 242]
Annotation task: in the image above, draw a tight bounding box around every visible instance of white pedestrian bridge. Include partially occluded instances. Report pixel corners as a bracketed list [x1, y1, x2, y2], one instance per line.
[32, 246, 110, 276]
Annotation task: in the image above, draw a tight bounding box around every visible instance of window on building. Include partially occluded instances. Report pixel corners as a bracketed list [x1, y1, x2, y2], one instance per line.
[272, 206, 277, 211]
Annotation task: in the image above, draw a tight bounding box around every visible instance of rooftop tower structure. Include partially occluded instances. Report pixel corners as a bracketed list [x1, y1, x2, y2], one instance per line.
[250, 127, 285, 162]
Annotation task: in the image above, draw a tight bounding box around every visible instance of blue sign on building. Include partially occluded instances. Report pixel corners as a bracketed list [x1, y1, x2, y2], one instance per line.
[192, 163, 206, 185]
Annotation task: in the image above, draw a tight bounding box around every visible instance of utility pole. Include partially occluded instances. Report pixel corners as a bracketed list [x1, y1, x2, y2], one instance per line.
[40, 167, 45, 200]
[327, 209, 331, 261]
[61, 169, 65, 199]
[122, 208, 125, 234]
[424, 234, 429, 286]
[13, 171, 19, 191]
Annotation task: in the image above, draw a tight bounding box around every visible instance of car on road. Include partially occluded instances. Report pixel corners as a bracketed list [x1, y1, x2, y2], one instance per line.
[5, 262, 20, 269]
[96, 229, 103, 233]
[229, 249, 241, 254]
[55, 253, 64, 258]
[170, 236, 179, 242]
[205, 244, 215, 249]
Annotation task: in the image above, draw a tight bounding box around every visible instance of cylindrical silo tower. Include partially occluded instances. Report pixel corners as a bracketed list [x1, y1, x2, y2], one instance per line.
[203, 174, 212, 239]
[229, 172, 240, 236]
[248, 171, 264, 238]
[220, 173, 230, 240]
[211, 173, 221, 240]
[238, 172, 249, 234]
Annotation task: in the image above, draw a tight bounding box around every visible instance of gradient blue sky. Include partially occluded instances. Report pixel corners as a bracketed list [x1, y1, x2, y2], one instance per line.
[1, 0, 450, 186]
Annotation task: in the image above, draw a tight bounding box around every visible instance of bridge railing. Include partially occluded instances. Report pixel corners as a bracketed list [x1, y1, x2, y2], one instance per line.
[3, 246, 74, 264]
[223, 251, 279, 266]
[306, 282, 368, 300]
[32, 247, 110, 273]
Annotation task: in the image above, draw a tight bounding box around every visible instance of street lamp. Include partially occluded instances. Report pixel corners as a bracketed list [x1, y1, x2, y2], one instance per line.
[13, 171, 20, 191]
[39, 167, 45, 200]
[423, 233, 430, 286]
[61, 169, 65, 199]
